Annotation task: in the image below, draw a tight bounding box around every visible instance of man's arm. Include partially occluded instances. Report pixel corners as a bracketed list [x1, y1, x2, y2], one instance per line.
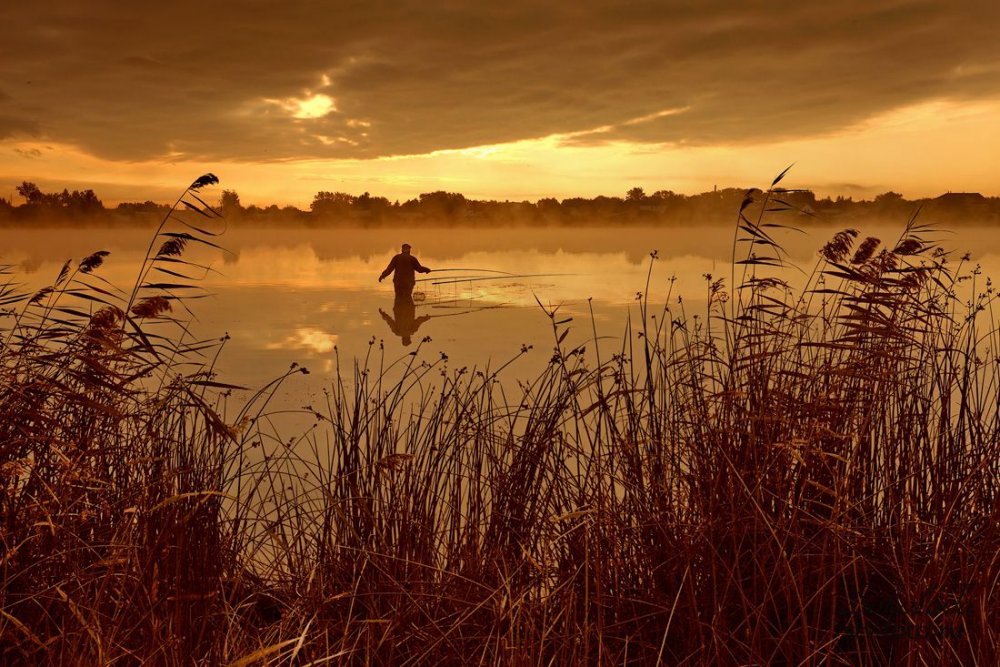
[378, 256, 396, 282]
[414, 257, 431, 274]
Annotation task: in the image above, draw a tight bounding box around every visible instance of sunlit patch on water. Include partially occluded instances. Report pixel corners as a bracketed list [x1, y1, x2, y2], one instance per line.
[265, 327, 339, 354]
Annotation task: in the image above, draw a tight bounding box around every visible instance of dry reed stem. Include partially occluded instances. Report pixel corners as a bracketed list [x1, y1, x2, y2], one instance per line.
[2, 178, 999, 665]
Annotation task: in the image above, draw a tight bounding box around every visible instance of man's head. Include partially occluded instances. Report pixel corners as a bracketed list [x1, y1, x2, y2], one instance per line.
[401, 243, 411, 254]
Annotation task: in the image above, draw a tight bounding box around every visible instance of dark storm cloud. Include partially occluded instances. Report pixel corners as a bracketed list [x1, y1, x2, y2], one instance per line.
[0, 111, 40, 139]
[0, 1, 998, 161]
[0, 81, 39, 138]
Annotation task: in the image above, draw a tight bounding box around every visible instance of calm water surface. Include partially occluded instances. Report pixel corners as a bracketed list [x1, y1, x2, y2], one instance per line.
[3, 223, 997, 418]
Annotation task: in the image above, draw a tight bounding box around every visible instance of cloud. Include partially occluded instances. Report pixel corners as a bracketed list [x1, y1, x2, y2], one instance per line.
[0, 1, 998, 161]
[0, 114, 40, 140]
[13, 147, 42, 158]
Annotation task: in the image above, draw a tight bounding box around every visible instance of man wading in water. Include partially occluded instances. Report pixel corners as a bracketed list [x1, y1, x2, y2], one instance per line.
[378, 243, 431, 297]
[378, 243, 432, 345]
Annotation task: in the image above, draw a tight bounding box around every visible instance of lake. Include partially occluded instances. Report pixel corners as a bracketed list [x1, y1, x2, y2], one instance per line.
[2, 221, 997, 422]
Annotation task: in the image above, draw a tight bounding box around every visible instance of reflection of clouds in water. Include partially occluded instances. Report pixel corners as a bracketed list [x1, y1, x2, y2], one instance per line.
[318, 301, 350, 313]
[266, 327, 339, 355]
[18, 257, 43, 275]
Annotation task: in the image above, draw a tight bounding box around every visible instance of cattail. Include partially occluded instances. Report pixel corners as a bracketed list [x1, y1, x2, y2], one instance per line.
[156, 238, 186, 258]
[130, 296, 172, 318]
[55, 259, 72, 285]
[377, 453, 414, 471]
[850, 237, 880, 265]
[79, 250, 110, 274]
[190, 173, 219, 190]
[868, 248, 898, 274]
[893, 238, 923, 255]
[898, 268, 928, 291]
[85, 306, 125, 349]
[29, 287, 52, 304]
[819, 229, 858, 263]
[88, 306, 123, 330]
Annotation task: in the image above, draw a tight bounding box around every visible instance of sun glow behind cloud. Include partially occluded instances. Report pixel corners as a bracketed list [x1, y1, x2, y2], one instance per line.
[2, 97, 998, 206]
[265, 93, 337, 119]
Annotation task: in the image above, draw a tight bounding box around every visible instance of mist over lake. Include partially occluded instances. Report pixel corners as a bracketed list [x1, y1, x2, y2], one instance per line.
[3, 220, 997, 415]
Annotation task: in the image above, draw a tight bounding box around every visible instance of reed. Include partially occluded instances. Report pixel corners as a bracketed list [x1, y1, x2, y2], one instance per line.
[2, 173, 998, 665]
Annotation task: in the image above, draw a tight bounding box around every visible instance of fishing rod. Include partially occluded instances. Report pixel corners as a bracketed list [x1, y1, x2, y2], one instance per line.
[415, 268, 514, 282]
[428, 273, 576, 286]
[426, 268, 515, 274]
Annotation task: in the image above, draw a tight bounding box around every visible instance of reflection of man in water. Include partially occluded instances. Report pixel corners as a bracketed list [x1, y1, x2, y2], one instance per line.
[379, 293, 432, 346]
[378, 243, 431, 296]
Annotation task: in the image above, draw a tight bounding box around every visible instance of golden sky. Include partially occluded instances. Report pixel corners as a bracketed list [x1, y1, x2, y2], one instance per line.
[1, 1, 999, 205]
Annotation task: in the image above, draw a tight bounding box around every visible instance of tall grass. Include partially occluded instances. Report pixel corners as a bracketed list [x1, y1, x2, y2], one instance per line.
[2, 174, 999, 665]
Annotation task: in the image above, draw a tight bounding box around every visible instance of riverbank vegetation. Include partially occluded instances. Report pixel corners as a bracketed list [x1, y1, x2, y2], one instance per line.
[2, 174, 998, 664]
[3, 178, 998, 227]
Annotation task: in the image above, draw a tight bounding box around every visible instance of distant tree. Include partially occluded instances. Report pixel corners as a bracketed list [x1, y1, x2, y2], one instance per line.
[61, 188, 103, 215]
[872, 191, 906, 217]
[16, 181, 44, 205]
[13, 181, 102, 216]
[221, 190, 241, 207]
[626, 187, 647, 202]
[782, 189, 817, 210]
[4, 180, 970, 228]
[874, 191, 903, 204]
[116, 200, 169, 216]
[220, 189, 242, 217]
[354, 191, 390, 225]
[650, 190, 677, 200]
[311, 191, 355, 219]
[560, 197, 589, 220]
[536, 197, 561, 222]
[281, 205, 307, 222]
[417, 191, 467, 221]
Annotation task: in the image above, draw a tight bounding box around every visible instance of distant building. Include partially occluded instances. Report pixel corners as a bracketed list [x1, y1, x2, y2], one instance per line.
[928, 192, 990, 222]
[935, 192, 986, 205]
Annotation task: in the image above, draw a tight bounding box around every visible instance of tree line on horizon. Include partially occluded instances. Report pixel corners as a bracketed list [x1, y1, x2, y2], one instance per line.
[2, 180, 998, 226]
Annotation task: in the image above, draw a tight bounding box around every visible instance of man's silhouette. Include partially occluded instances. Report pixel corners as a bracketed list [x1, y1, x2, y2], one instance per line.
[380, 293, 431, 346]
[379, 243, 431, 296]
